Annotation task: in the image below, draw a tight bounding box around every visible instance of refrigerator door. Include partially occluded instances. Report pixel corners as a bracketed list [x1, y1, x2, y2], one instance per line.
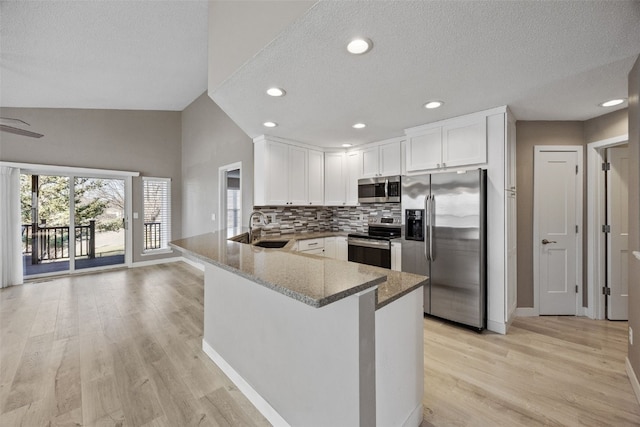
[401, 174, 431, 313]
[429, 169, 486, 329]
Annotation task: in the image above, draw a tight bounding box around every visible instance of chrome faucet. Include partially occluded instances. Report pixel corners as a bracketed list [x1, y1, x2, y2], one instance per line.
[248, 211, 268, 242]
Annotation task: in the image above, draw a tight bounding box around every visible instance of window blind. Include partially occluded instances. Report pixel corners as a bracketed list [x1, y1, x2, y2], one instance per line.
[142, 177, 171, 251]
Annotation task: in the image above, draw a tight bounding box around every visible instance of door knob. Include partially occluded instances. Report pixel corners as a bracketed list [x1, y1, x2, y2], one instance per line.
[542, 239, 557, 245]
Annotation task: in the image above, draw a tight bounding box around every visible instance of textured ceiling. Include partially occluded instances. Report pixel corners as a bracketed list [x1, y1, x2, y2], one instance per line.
[0, 1, 208, 111]
[211, 0, 640, 148]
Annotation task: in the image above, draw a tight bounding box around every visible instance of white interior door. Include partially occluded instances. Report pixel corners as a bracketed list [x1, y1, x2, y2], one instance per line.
[607, 146, 629, 320]
[535, 149, 580, 315]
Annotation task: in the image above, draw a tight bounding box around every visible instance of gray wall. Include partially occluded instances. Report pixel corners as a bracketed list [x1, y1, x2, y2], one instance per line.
[181, 92, 254, 238]
[515, 112, 629, 308]
[627, 55, 640, 383]
[0, 107, 182, 263]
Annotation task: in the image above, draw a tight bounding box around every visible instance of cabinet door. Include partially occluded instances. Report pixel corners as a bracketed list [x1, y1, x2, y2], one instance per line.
[288, 146, 308, 205]
[406, 128, 442, 171]
[391, 241, 401, 271]
[266, 141, 289, 205]
[324, 152, 346, 206]
[442, 116, 487, 168]
[323, 237, 336, 259]
[345, 150, 362, 206]
[379, 141, 401, 176]
[361, 146, 380, 178]
[308, 149, 324, 205]
[336, 236, 348, 261]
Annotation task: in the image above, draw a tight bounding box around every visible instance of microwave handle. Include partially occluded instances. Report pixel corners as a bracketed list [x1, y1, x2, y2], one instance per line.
[384, 179, 389, 200]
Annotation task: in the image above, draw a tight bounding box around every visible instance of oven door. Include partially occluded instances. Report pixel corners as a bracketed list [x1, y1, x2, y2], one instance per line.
[348, 237, 391, 269]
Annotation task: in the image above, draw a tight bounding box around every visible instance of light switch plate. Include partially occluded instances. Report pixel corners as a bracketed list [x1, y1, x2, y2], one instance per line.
[133, 212, 139, 219]
[211, 213, 216, 221]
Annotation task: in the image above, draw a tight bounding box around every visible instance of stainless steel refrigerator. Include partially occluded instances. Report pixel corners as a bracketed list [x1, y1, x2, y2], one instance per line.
[401, 169, 487, 330]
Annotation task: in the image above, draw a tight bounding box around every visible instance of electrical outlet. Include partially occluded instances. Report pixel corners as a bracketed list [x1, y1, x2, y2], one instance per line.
[270, 213, 277, 224]
[211, 213, 216, 221]
[630, 327, 634, 345]
[359, 214, 364, 221]
[133, 212, 139, 219]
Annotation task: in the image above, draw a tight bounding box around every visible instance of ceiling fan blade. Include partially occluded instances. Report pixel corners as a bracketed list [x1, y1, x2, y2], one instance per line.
[0, 124, 44, 138]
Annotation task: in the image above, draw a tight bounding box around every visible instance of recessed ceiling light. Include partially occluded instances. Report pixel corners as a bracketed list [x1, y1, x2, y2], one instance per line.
[263, 121, 278, 128]
[347, 38, 372, 55]
[352, 123, 366, 129]
[266, 87, 286, 97]
[424, 101, 444, 109]
[599, 98, 625, 107]
[342, 143, 353, 147]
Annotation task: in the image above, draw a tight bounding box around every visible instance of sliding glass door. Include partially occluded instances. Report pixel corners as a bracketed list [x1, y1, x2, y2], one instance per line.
[74, 177, 125, 270]
[21, 173, 128, 278]
[21, 174, 71, 275]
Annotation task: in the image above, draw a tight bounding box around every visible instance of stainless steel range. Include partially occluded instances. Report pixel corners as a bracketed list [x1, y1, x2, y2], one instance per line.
[347, 215, 401, 269]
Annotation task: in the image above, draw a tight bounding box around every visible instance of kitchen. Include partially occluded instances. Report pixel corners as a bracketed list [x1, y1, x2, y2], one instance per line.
[1, 1, 640, 426]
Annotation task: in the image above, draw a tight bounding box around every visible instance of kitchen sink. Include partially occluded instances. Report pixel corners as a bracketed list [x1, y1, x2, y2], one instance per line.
[253, 240, 289, 249]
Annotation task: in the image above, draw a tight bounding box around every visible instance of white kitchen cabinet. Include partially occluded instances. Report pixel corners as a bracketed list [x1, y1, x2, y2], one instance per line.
[255, 137, 324, 206]
[361, 140, 402, 178]
[345, 150, 362, 205]
[308, 149, 324, 205]
[406, 128, 442, 172]
[336, 236, 348, 261]
[391, 241, 401, 272]
[405, 114, 487, 172]
[324, 237, 336, 259]
[324, 152, 347, 206]
[441, 115, 487, 169]
[288, 145, 309, 205]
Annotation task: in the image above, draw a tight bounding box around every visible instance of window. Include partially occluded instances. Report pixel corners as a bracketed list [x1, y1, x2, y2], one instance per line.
[143, 177, 171, 252]
[226, 169, 241, 229]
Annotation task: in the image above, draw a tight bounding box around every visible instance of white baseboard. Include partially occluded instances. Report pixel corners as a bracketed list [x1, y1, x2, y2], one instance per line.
[626, 357, 640, 406]
[131, 256, 181, 268]
[202, 340, 290, 427]
[403, 403, 423, 427]
[180, 256, 205, 271]
[487, 320, 506, 335]
[515, 307, 539, 317]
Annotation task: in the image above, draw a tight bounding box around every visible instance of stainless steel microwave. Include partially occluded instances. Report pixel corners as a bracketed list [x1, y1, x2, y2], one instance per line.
[357, 175, 401, 203]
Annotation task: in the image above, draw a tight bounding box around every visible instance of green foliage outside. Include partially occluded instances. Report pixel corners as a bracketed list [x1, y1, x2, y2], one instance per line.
[20, 175, 124, 231]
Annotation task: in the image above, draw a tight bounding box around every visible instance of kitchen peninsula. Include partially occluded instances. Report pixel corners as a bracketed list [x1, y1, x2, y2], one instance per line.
[170, 230, 427, 427]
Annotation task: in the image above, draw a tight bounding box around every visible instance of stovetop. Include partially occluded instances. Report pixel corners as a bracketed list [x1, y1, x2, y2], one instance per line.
[348, 216, 401, 240]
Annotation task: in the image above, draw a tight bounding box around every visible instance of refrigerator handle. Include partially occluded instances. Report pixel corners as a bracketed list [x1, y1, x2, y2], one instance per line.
[424, 196, 430, 261]
[430, 195, 435, 261]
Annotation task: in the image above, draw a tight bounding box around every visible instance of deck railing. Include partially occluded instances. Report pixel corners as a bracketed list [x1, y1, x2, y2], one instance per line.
[21, 221, 95, 264]
[144, 222, 162, 250]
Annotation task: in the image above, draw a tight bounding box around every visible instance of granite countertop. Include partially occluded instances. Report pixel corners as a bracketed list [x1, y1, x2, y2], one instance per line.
[170, 230, 427, 310]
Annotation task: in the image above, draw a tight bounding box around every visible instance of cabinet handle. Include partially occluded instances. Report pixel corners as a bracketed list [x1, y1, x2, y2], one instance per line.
[308, 242, 318, 246]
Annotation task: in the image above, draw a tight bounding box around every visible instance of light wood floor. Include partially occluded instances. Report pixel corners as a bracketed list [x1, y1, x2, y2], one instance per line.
[1, 262, 639, 426]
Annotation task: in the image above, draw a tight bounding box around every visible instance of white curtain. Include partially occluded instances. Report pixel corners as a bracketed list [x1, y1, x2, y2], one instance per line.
[0, 166, 23, 287]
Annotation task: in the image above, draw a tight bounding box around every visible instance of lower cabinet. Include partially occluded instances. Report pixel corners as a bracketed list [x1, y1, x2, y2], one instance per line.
[391, 241, 401, 272]
[336, 236, 348, 261]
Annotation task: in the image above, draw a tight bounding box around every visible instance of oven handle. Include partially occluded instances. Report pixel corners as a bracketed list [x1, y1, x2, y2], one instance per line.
[347, 237, 391, 250]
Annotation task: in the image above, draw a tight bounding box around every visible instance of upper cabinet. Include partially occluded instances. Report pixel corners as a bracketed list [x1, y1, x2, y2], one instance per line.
[324, 150, 362, 206]
[405, 113, 487, 173]
[254, 137, 323, 206]
[361, 140, 402, 178]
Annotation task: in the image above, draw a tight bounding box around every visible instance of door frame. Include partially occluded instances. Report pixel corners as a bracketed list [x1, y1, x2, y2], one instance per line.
[533, 146, 584, 316]
[586, 134, 629, 319]
[218, 161, 243, 231]
[0, 161, 138, 278]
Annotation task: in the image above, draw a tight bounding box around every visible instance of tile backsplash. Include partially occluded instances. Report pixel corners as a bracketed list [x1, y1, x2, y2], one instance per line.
[254, 203, 401, 236]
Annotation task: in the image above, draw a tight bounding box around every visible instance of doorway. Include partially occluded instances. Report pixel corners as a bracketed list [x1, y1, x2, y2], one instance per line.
[533, 146, 583, 315]
[586, 135, 629, 320]
[219, 162, 242, 232]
